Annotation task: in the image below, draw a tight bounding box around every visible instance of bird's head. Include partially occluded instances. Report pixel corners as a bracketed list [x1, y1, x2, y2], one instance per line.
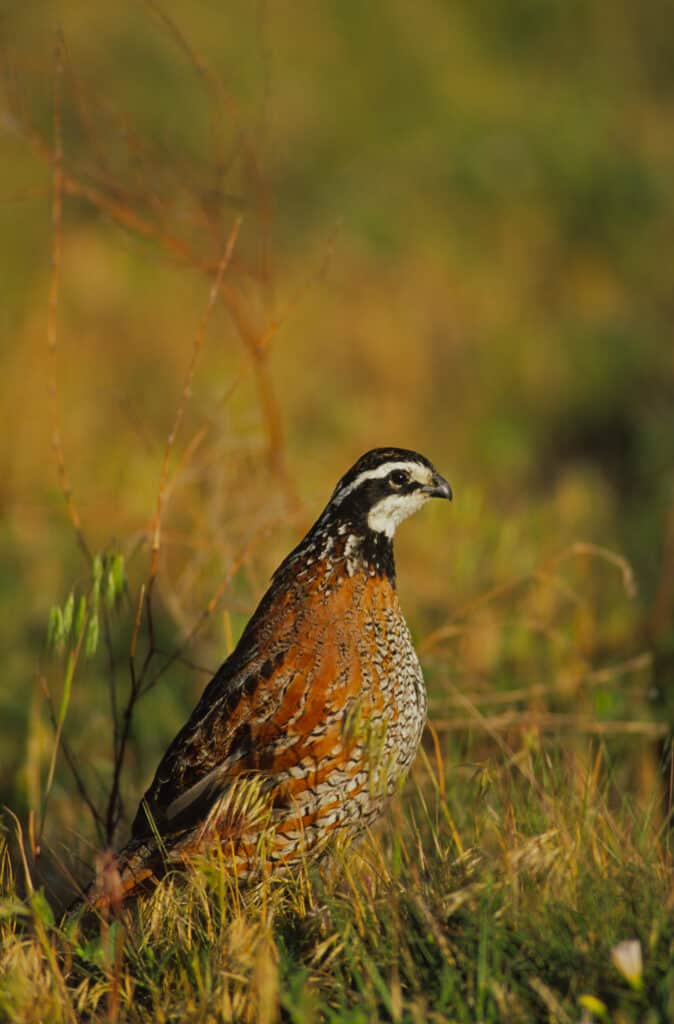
[272, 448, 452, 586]
[327, 447, 452, 539]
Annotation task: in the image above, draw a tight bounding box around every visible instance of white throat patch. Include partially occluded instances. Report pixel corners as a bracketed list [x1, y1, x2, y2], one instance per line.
[367, 491, 430, 538]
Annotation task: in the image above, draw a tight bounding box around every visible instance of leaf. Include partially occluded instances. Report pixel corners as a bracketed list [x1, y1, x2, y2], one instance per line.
[102, 920, 123, 967]
[110, 553, 126, 603]
[30, 889, 55, 928]
[57, 650, 76, 728]
[105, 569, 116, 610]
[76, 937, 106, 968]
[74, 594, 87, 642]
[85, 613, 99, 658]
[102, 552, 126, 609]
[47, 605, 63, 652]
[92, 554, 103, 610]
[62, 591, 75, 639]
[0, 897, 30, 919]
[92, 554, 103, 586]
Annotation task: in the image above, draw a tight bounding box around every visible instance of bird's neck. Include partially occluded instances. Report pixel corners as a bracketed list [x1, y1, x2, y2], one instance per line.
[274, 514, 397, 587]
[309, 514, 396, 583]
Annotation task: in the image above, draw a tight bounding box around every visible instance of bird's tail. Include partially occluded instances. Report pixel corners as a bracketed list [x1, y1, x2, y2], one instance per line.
[64, 837, 162, 920]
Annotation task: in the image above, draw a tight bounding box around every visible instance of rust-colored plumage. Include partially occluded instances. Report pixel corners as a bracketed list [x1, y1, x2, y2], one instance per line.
[89, 447, 451, 904]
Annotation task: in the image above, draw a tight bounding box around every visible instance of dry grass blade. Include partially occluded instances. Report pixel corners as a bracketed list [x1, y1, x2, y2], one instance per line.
[432, 710, 667, 737]
[543, 542, 637, 599]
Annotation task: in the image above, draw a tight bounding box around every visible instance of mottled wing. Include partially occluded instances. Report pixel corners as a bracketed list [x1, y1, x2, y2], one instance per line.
[131, 571, 377, 845]
[130, 581, 300, 839]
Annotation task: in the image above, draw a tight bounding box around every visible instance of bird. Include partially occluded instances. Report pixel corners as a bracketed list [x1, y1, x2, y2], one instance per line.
[88, 447, 452, 906]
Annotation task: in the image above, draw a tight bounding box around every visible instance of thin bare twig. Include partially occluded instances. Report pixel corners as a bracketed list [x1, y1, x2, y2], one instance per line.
[105, 225, 240, 841]
[147, 218, 242, 589]
[11, 58, 303, 496]
[140, 521, 274, 697]
[46, 35, 90, 561]
[39, 675, 106, 840]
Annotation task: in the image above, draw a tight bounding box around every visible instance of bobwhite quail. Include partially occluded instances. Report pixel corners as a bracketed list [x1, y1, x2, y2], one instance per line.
[92, 447, 451, 904]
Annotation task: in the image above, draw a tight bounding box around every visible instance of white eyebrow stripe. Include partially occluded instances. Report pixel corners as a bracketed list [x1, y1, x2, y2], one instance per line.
[333, 461, 432, 503]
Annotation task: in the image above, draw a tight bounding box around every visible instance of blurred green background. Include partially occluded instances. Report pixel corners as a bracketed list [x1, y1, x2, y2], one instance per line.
[2, 0, 674, 865]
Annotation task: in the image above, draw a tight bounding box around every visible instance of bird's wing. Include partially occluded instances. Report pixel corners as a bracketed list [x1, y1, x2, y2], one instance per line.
[130, 573, 364, 842]
[130, 580, 296, 838]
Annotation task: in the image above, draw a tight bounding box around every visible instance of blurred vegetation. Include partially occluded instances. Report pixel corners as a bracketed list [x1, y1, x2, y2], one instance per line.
[1, 0, 674, 1020]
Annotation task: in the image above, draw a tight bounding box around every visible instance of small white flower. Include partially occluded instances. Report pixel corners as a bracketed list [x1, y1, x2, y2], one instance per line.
[611, 939, 643, 989]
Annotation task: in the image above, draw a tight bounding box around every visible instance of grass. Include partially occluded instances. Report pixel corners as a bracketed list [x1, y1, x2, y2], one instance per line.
[2, 535, 672, 1021]
[2, 2, 674, 1020]
[2, 736, 673, 1022]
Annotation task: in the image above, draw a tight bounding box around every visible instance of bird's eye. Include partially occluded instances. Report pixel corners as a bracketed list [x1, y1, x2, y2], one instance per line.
[389, 469, 409, 488]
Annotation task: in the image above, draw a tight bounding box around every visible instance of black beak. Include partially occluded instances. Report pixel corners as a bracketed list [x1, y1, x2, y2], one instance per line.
[423, 472, 452, 501]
